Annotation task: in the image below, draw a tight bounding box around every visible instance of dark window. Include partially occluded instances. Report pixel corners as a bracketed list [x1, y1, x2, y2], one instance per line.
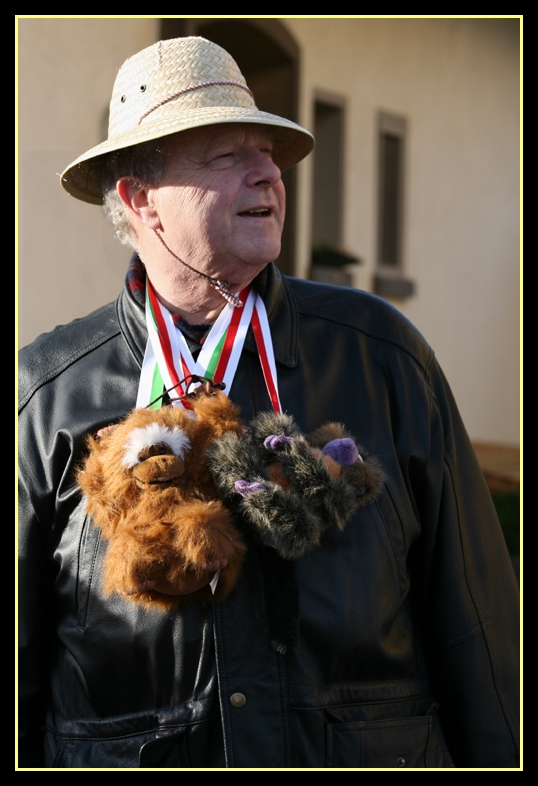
[377, 113, 406, 270]
[312, 100, 344, 251]
[374, 112, 414, 299]
[310, 98, 359, 286]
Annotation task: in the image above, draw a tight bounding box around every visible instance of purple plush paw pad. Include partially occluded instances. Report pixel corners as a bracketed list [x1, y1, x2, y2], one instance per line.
[264, 434, 294, 451]
[234, 480, 266, 498]
[322, 438, 362, 467]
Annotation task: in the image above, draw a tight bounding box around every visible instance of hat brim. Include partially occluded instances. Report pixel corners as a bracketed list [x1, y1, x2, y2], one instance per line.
[60, 107, 314, 205]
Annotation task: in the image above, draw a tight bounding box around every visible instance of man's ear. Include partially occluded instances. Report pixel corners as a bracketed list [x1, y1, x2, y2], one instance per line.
[116, 177, 163, 231]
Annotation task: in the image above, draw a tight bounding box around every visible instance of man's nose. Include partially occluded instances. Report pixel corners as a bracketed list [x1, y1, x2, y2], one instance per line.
[245, 148, 282, 187]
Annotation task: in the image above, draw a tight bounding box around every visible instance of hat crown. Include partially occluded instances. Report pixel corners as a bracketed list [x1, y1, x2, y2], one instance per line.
[110, 37, 255, 138]
[60, 35, 314, 204]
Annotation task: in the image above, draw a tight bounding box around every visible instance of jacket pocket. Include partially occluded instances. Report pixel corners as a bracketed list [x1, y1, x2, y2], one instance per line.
[46, 727, 189, 768]
[326, 714, 453, 768]
[139, 732, 190, 767]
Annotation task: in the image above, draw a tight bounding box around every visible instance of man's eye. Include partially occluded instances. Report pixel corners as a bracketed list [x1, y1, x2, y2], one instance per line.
[207, 152, 233, 167]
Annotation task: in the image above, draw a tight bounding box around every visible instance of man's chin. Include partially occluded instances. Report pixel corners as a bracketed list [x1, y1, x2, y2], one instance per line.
[236, 255, 277, 274]
[234, 260, 272, 287]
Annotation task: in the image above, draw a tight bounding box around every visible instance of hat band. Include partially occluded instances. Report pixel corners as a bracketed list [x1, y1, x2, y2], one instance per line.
[139, 81, 255, 124]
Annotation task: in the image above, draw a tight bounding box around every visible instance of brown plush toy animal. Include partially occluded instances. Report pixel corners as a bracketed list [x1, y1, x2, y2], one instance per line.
[76, 388, 247, 609]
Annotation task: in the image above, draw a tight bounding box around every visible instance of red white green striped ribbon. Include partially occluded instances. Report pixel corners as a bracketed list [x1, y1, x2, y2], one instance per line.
[137, 278, 281, 413]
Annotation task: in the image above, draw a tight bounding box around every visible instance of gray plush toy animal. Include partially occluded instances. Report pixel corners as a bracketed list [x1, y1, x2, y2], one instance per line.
[207, 410, 385, 559]
[207, 411, 385, 653]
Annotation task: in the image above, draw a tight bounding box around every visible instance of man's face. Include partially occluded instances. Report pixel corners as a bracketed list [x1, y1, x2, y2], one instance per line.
[148, 124, 286, 284]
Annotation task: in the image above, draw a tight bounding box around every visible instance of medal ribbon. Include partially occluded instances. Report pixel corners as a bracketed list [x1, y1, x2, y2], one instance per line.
[138, 278, 281, 413]
[176, 286, 254, 395]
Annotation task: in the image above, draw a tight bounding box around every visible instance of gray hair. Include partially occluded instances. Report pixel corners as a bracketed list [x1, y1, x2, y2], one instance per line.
[98, 139, 171, 248]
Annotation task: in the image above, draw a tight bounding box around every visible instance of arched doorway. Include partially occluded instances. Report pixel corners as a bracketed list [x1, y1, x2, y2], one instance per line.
[160, 18, 300, 276]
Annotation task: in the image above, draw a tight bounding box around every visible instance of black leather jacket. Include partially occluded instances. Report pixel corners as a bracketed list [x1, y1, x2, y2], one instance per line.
[18, 264, 519, 768]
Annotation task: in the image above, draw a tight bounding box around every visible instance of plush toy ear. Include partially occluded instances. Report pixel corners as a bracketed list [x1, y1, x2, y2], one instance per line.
[308, 422, 350, 448]
[190, 390, 245, 439]
[95, 422, 120, 442]
[250, 411, 302, 447]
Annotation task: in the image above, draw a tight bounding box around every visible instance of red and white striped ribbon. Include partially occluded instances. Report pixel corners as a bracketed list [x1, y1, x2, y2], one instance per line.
[137, 278, 281, 413]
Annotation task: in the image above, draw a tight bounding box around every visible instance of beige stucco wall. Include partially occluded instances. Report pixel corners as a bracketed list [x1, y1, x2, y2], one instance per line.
[17, 17, 520, 445]
[17, 18, 158, 349]
[285, 17, 520, 446]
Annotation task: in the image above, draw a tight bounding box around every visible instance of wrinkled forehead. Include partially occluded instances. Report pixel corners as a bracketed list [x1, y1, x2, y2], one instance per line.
[164, 122, 277, 156]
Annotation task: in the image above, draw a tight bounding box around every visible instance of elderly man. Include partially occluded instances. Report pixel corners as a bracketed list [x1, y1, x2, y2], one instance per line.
[18, 37, 519, 769]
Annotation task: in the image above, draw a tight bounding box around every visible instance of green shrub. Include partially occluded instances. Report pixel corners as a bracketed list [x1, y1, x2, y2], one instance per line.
[491, 491, 520, 555]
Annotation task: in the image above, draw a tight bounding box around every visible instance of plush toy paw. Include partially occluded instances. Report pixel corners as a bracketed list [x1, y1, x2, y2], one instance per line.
[263, 434, 295, 451]
[234, 480, 266, 498]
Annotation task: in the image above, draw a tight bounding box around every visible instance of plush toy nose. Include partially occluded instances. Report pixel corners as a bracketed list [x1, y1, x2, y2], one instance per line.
[132, 454, 185, 487]
[322, 438, 361, 467]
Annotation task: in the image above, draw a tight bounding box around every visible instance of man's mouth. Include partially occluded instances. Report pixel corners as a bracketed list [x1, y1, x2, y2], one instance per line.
[238, 208, 272, 217]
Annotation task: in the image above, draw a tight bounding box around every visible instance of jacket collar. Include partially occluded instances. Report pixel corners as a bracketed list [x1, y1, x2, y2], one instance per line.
[117, 261, 298, 370]
[117, 275, 147, 369]
[245, 263, 298, 369]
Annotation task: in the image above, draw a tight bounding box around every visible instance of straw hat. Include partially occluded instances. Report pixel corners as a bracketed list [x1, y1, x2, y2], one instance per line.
[60, 36, 315, 205]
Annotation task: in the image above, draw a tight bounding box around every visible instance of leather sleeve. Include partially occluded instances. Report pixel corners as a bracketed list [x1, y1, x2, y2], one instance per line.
[411, 359, 520, 766]
[17, 299, 135, 768]
[18, 471, 53, 767]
